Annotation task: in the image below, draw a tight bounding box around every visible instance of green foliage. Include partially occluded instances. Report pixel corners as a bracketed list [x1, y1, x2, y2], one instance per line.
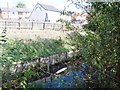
[16, 2, 26, 8]
[60, 11, 74, 16]
[68, 2, 120, 88]
[2, 38, 68, 64]
[1, 37, 69, 89]
[27, 82, 43, 89]
[84, 2, 119, 75]
[65, 21, 74, 30]
[57, 19, 65, 23]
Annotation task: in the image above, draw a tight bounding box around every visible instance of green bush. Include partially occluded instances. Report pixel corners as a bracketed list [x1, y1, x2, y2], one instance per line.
[1, 38, 69, 89]
[2, 38, 68, 63]
[68, 2, 119, 88]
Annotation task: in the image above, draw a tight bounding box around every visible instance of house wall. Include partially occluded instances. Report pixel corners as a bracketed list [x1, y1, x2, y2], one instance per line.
[29, 10, 60, 22]
[1, 12, 9, 19]
[8, 12, 18, 19]
[46, 11, 60, 22]
[29, 3, 60, 23]
[29, 5, 46, 22]
[1, 11, 31, 20]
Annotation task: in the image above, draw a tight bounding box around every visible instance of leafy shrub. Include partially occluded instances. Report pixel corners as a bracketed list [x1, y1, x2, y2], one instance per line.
[67, 2, 119, 89]
[2, 38, 68, 63]
[1, 38, 69, 89]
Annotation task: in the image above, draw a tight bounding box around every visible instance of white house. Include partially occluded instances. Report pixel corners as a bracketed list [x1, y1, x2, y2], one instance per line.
[0, 7, 31, 20]
[29, 3, 61, 22]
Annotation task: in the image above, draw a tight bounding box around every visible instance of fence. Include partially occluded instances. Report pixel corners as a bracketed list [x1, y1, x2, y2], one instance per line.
[0, 20, 66, 30]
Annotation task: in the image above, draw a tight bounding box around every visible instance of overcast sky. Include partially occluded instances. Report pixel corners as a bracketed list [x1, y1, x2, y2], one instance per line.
[0, 0, 87, 12]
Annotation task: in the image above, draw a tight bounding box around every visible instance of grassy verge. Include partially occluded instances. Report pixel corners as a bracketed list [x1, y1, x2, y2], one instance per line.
[1, 38, 70, 89]
[2, 38, 69, 63]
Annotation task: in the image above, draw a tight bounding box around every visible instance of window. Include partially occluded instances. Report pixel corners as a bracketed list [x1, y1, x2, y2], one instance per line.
[18, 12, 23, 15]
[45, 13, 49, 22]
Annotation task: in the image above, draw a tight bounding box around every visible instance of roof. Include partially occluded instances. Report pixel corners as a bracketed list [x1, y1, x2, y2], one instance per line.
[0, 7, 31, 12]
[37, 3, 60, 12]
[71, 12, 89, 20]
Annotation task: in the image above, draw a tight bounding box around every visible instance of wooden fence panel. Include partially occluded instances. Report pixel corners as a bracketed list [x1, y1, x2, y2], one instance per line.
[44, 23, 53, 29]
[6, 21, 19, 29]
[0, 20, 66, 30]
[32, 22, 44, 30]
[0, 21, 5, 29]
[20, 21, 32, 29]
[53, 23, 63, 30]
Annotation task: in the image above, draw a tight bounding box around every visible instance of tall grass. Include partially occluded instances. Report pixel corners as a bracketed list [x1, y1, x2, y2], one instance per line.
[2, 38, 69, 64]
[1, 38, 69, 89]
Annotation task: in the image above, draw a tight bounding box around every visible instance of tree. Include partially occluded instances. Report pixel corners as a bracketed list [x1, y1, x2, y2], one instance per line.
[65, 0, 91, 13]
[67, 1, 120, 88]
[16, 2, 26, 8]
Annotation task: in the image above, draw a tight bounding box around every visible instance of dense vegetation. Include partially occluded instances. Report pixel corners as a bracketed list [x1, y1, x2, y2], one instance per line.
[67, 2, 119, 88]
[1, 37, 68, 72]
[16, 2, 26, 8]
[0, 32, 69, 89]
[1, 1, 120, 89]
[2, 38, 68, 62]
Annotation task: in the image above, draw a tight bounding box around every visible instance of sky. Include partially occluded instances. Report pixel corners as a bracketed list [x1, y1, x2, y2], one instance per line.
[0, 0, 87, 13]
